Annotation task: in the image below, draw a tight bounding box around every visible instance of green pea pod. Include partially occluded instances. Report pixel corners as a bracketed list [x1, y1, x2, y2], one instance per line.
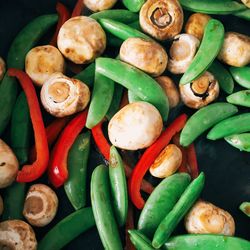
[152, 172, 205, 248]
[180, 19, 224, 85]
[227, 90, 250, 107]
[164, 234, 250, 250]
[138, 173, 191, 238]
[128, 89, 141, 103]
[239, 202, 250, 217]
[179, 0, 246, 14]
[90, 9, 139, 23]
[128, 230, 155, 250]
[233, 9, 250, 21]
[38, 207, 95, 250]
[207, 113, 250, 140]
[74, 63, 95, 87]
[209, 60, 234, 94]
[96, 58, 169, 122]
[229, 66, 250, 89]
[180, 103, 238, 147]
[123, 0, 146, 13]
[64, 132, 91, 210]
[107, 34, 123, 47]
[128, 20, 141, 30]
[91, 165, 123, 250]
[225, 133, 250, 152]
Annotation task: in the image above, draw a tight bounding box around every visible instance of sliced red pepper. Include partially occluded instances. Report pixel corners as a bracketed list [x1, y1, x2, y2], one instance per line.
[186, 143, 199, 179]
[8, 69, 49, 182]
[48, 110, 88, 188]
[71, 0, 84, 17]
[129, 114, 188, 209]
[125, 201, 136, 250]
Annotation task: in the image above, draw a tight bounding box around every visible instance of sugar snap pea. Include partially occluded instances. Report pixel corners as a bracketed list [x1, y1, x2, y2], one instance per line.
[128, 20, 141, 30]
[74, 63, 95, 87]
[239, 202, 250, 217]
[128, 89, 141, 103]
[229, 66, 250, 89]
[128, 230, 155, 250]
[180, 103, 238, 147]
[180, 19, 224, 85]
[233, 9, 250, 21]
[225, 133, 250, 152]
[227, 90, 250, 107]
[123, 0, 146, 13]
[107, 34, 123, 47]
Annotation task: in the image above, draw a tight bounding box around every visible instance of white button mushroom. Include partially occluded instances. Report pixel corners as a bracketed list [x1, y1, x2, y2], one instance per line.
[179, 71, 220, 109]
[108, 102, 163, 150]
[57, 16, 106, 64]
[0, 220, 37, 250]
[218, 32, 250, 67]
[0, 57, 6, 81]
[85, 0, 117, 12]
[25, 45, 65, 87]
[167, 34, 200, 74]
[40, 73, 90, 117]
[241, 0, 250, 8]
[23, 184, 58, 227]
[0, 195, 3, 216]
[185, 200, 235, 236]
[0, 139, 19, 188]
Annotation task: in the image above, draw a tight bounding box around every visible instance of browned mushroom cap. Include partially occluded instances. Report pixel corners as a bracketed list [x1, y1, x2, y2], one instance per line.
[0, 57, 5, 81]
[0, 195, 3, 216]
[156, 76, 180, 108]
[241, 0, 250, 8]
[184, 13, 211, 40]
[23, 184, 58, 227]
[85, 0, 117, 12]
[0, 220, 37, 250]
[218, 32, 250, 67]
[0, 139, 19, 188]
[119, 38, 168, 77]
[139, 0, 183, 41]
[179, 71, 219, 109]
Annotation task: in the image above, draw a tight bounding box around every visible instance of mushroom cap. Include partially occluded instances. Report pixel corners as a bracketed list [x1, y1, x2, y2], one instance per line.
[57, 16, 106, 64]
[0, 195, 3, 216]
[108, 101, 163, 150]
[25, 45, 65, 87]
[0, 139, 19, 188]
[120, 38, 168, 77]
[23, 184, 58, 227]
[85, 0, 117, 12]
[0, 220, 37, 250]
[241, 0, 250, 8]
[0, 57, 5, 81]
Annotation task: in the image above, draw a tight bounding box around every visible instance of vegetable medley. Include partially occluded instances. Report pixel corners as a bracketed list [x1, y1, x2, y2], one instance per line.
[0, 0, 250, 249]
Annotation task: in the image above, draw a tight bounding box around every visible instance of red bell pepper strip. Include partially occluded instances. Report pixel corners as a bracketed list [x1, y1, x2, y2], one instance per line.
[186, 143, 199, 179]
[8, 69, 49, 182]
[48, 110, 88, 188]
[71, 0, 84, 17]
[50, 2, 71, 47]
[125, 202, 136, 250]
[129, 114, 188, 209]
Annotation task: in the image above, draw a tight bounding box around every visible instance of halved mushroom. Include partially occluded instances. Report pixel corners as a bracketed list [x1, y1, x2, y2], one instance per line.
[0, 195, 3, 216]
[218, 32, 250, 67]
[185, 13, 211, 40]
[179, 71, 219, 109]
[120, 38, 168, 77]
[85, 0, 117, 12]
[40, 73, 90, 117]
[23, 184, 58, 227]
[0, 139, 19, 188]
[0, 57, 5, 81]
[139, 0, 183, 41]
[0, 220, 37, 250]
[185, 200, 235, 236]
[57, 16, 106, 64]
[241, 0, 250, 8]
[25, 45, 65, 87]
[167, 34, 200, 74]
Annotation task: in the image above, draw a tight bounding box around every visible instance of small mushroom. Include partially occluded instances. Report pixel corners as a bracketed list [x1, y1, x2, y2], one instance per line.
[23, 184, 58, 227]
[179, 71, 219, 109]
[185, 200, 235, 236]
[57, 16, 106, 64]
[108, 101, 163, 150]
[185, 13, 211, 40]
[167, 33, 200, 74]
[218, 32, 250, 67]
[139, 0, 183, 41]
[25, 45, 65, 87]
[0, 195, 3, 216]
[0, 57, 6, 81]
[241, 0, 250, 8]
[0, 139, 19, 188]
[119, 38, 168, 77]
[0, 220, 37, 250]
[40, 73, 90, 117]
[155, 76, 180, 108]
[85, 0, 117, 12]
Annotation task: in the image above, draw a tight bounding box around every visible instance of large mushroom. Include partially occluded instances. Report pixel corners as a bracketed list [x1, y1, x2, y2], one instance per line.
[0, 57, 5, 81]
[241, 0, 250, 8]
[85, 0, 117, 12]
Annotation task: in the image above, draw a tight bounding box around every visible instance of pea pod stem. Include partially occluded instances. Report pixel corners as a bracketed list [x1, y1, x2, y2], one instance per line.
[229, 66, 250, 89]
[225, 133, 250, 152]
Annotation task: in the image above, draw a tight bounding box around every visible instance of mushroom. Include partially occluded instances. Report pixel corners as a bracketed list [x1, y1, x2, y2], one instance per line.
[149, 144, 182, 178]
[155, 76, 180, 108]
[57, 16, 106, 64]
[167, 33, 200, 74]
[185, 13, 211, 40]
[25, 45, 65, 87]
[108, 101, 163, 150]
[23, 184, 58, 227]
[179, 71, 219, 109]
[185, 200, 235, 236]
[40, 72, 90, 117]
[0, 195, 3, 216]
[0, 57, 5, 81]
[218, 32, 250, 67]
[241, 0, 250, 8]
[119, 38, 168, 77]
[0, 220, 37, 250]
[85, 0, 117, 12]
[139, 0, 183, 41]
[0, 139, 19, 188]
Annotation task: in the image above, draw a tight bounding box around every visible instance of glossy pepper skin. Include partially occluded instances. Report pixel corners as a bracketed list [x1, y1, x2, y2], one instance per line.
[71, 0, 84, 17]
[230, 66, 250, 89]
[225, 133, 250, 152]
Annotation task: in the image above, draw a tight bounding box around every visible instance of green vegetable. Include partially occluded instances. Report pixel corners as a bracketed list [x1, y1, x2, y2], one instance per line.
[128, 230, 155, 250]
[128, 20, 141, 30]
[239, 202, 250, 217]
[227, 90, 250, 107]
[233, 9, 250, 21]
[229, 66, 250, 89]
[123, 0, 146, 13]
[225, 133, 250, 152]
[128, 89, 142, 103]
[74, 63, 95, 87]
[107, 34, 123, 47]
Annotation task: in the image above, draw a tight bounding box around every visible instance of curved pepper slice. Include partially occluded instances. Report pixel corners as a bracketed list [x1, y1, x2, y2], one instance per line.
[71, 0, 84, 17]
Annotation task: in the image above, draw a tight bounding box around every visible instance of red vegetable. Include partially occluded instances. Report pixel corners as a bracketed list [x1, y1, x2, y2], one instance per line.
[125, 202, 136, 250]
[186, 143, 199, 179]
[129, 114, 188, 209]
[48, 110, 88, 187]
[71, 0, 84, 17]
[120, 90, 129, 109]
[8, 69, 49, 182]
